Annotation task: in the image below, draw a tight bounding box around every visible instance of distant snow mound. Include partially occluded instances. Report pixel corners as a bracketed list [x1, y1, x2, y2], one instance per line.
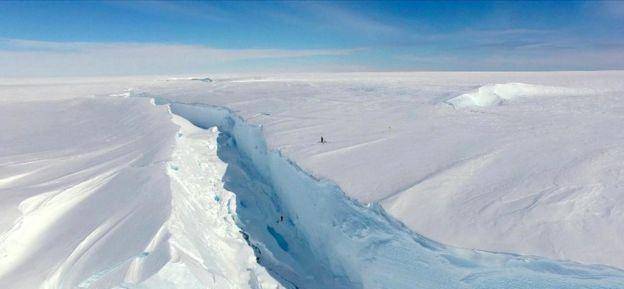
[190, 77, 213, 82]
[166, 77, 212, 82]
[445, 83, 576, 108]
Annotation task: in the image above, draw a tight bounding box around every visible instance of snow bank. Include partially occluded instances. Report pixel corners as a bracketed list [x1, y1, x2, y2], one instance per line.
[444, 82, 582, 108]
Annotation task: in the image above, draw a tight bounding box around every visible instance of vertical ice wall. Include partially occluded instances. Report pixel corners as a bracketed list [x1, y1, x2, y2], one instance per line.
[159, 115, 284, 289]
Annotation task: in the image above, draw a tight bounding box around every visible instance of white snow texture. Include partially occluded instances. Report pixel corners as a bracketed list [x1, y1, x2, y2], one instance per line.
[1, 71, 624, 289]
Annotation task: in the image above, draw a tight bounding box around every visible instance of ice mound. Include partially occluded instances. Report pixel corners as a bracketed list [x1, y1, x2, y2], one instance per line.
[445, 83, 578, 108]
[166, 77, 212, 82]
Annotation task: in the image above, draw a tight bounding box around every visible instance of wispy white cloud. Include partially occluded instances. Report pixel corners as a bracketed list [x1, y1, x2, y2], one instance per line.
[395, 43, 624, 71]
[106, 1, 230, 22]
[290, 2, 402, 36]
[0, 39, 362, 77]
[595, 0, 624, 19]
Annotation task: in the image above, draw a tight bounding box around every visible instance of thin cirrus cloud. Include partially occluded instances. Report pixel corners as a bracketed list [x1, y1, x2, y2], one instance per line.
[291, 1, 402, 36]
[106, 1, 231, 23]
[596, 0, 624, 19]
[395, 43, 624, 71]
[0, 39, 362, 77]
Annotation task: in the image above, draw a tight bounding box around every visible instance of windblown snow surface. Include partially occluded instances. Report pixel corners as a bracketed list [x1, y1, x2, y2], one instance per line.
[1, 72, 624, 289]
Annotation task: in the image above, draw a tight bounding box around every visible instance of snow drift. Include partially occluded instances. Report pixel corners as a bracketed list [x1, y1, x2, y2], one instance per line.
[0, 97, 177, 289]
[444, 82, 583, 108]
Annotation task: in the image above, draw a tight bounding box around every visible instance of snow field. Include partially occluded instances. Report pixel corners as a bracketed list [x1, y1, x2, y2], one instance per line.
[163, 101, 624, 289]
[135, 72, 624, 269]
[2, 72, 624, 289]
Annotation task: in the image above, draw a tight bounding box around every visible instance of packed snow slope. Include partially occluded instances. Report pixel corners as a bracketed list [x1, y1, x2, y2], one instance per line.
[0, 96, 178, 289]
[132, 71, 624, 269]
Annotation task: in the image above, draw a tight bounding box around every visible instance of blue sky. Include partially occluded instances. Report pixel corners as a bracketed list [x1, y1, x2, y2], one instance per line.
[1, 1, 623, 76]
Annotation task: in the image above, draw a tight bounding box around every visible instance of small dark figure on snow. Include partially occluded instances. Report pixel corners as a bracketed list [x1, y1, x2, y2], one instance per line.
[320, 136, 326, 144]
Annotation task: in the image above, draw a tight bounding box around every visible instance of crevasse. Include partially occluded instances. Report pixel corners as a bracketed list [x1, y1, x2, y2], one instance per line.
[154, 99, 624, 289]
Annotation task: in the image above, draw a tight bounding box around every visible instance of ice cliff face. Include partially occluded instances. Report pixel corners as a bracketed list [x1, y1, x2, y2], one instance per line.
[157, 116, 284, 289]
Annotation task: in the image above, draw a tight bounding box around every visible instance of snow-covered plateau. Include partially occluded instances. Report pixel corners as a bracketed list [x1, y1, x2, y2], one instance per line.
[1, 71, 624, 289]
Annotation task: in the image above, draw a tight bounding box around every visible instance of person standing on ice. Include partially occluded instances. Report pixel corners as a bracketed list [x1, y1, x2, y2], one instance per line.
[320, 136, 326, 144]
